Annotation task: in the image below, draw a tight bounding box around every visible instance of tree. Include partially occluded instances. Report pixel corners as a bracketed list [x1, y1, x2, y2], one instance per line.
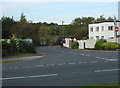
[2, 16, 15, 38]
[20, 13, 27, 24]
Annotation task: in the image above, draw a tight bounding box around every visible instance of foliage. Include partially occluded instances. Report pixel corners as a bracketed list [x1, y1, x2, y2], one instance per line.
[19, 40, 36, 53]
[101, 42, 119, 50]
[82, 37, 87, 40]
[20, 13, 27, 24]
[71, 41, 79, 49]
[2, 40, 11, 56]
[94, 39, 107, 50]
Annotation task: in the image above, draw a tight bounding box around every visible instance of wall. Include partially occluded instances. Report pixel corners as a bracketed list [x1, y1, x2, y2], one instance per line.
[89, 22, 116, 40]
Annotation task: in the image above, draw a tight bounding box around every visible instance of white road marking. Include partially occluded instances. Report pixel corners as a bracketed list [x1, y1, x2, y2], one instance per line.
[68, 63, 76, 65]
[1, 74, 58, 80]
[81, 54, 85, 55]
[9, 67, 12, 69]
[90, 61, 98, 63]
[101, 58, 106, 60]
[46, 64, 55, 66]
[95, 69, 120, 72]
[86, 54, 90, 56]
[58, 63, 65, 65]
[106, 59, 117, 61]
[35, 65, 44, 67]
[14, 67, 18, 68]
[68, 52, 76, 54]
[96, 57, 101, 59]
[23, 66, 31, 68]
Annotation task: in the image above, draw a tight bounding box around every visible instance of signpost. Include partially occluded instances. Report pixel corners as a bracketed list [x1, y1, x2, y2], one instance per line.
[114, 22, 119, 43]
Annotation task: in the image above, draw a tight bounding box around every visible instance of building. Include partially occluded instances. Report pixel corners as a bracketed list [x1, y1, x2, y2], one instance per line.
[118, 1, 120, 21]
[89, 21, 120, 40]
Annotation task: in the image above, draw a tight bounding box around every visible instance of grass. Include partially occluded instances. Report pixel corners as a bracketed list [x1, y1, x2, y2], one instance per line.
[0, 60, 22, 64]
[16, 52, 48, 56]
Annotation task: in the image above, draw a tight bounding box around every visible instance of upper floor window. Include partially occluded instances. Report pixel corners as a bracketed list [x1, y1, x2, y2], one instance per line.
[90, 27, 93, 32]
[96, 27, 99, 31]
[108, 26, 113, 31]
[102, 26, 104, 31]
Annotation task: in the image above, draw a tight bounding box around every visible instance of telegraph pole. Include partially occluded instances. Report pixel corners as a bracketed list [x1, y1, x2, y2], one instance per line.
[114, 20, 118, 43]
[62, 21, 64, 38]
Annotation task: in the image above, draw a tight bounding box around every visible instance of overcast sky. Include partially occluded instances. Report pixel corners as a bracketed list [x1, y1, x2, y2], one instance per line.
[1, 0, 119, 24]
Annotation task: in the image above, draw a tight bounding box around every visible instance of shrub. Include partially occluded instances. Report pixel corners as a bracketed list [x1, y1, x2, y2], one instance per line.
[19, 40, 36, 53]
[101, 42, 119, 50]
[71, 41, 79, 49]
[94, 39, 107, 50]
[82, 37, 87, 40]
[2, 40, 11, 56]
[10, 39, 18, 53]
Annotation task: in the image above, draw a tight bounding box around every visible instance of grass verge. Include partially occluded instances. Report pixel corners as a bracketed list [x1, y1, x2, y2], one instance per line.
[0, 60, 22, 64]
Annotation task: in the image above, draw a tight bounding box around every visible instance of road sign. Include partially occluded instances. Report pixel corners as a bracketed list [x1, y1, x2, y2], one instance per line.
[115, 26, 119, 32]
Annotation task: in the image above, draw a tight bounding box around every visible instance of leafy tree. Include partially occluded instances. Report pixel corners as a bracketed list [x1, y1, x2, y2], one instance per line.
[20, 13, 27, 24]
[2, 16, 15, 38]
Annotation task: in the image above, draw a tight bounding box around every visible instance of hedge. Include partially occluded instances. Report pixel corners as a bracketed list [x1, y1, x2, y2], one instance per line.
[94, 39, 107, 50]
[71, 41, 79, 49]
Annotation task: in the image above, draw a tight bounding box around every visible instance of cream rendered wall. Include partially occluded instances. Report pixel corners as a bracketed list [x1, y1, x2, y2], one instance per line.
[89, 22, 116, 40]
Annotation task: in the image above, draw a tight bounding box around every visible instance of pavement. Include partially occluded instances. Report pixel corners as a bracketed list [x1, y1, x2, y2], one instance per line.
[2, 46, 119, 86]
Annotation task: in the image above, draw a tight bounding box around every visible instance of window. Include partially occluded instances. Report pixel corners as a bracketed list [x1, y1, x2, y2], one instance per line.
[101, 36, 104, 39]
[102, 26, 104, 31]
[96, 36, 99, 40]
[108, 26, 113, 31]
[90, 27, 93, 32]
[96, 27, 99, 31]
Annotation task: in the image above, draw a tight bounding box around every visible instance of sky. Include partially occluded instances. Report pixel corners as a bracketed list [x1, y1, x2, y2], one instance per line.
[1, 1, 119, 24]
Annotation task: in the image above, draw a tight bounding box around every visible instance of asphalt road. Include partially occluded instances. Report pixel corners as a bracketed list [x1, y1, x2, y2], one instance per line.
[2, 46, 119, 86]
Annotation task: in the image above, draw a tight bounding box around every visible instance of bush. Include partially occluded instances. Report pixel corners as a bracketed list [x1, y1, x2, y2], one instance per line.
[94, 39, 107, 50]
[82, 37, 87, 40]
[2, 40, 11, 56]
[101, 42, 119, 50]
[71, 41, 79, 49]
[19, 40, 36, 53]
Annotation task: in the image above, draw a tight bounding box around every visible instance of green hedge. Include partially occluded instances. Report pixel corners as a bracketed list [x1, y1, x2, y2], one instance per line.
[19, 40, 36, 53]
[2, 39, 36, 56]
[71, 41, 79, 49]
[101, 42, 119, 50]
[94, 39, 107, 50]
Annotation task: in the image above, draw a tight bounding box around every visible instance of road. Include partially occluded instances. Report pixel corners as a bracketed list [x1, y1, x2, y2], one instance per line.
[2, 46, 119, 86]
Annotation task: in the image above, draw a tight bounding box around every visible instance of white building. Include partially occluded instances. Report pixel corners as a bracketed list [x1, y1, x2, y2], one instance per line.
[89, 21, 120, 40]
[118, 1, 120, 21]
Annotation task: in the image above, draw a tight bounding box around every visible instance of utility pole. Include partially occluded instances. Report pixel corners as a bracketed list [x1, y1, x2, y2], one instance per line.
[114, 20, 117, 43]
[62, 21, 64, 38]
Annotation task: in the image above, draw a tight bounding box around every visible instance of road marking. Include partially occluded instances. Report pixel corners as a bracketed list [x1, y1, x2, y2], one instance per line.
[95, 69, 120, 72]
[1, 74, 58, 80]
[35, 65, 44, 67]
[46, 64, 55, 66]
[86, 54, 90, 56]
[90, 61, 98, 63]
[14, 67, 18, 68]
[61, 51, 65, 52]
[81, 54, 85, 55]
[68, 52, 76, 54]
[68, 63, 76, 65]
[23, 66, 31, 68]
[58, 63, 65, 65]
[96, 57, 101, 59]
[101, 58, 106, 60]
[106, 59, 117, 61]
[9, 67, 12, 69]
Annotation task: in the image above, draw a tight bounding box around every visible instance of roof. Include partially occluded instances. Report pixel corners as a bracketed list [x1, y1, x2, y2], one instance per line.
[90, 21, 120, 24]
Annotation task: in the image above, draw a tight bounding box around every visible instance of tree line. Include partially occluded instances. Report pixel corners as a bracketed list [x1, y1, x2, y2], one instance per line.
[1, 13, 117, 46]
